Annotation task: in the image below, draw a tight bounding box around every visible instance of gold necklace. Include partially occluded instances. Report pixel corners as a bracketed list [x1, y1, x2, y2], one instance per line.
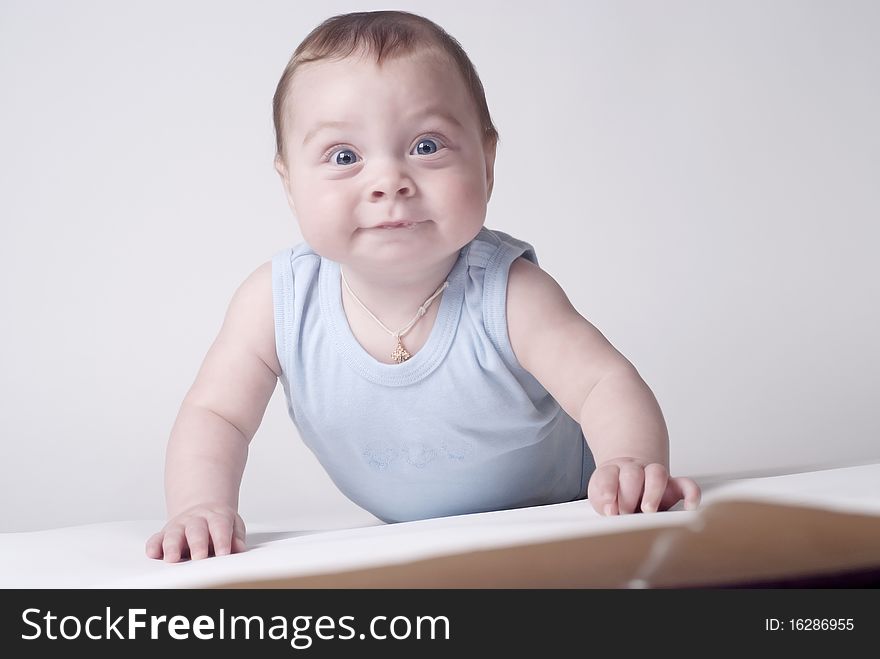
[340, 268, 449, 363]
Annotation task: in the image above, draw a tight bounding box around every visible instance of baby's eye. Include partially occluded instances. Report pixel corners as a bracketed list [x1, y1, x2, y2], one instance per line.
[412, 137, 443, 156]
[329, 148, 359, 166]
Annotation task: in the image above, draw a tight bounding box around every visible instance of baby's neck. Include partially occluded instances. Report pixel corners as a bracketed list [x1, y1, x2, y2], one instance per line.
[339, 252, 458, 327]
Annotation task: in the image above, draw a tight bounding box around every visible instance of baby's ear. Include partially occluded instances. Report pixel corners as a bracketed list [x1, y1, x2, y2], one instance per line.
[274, 156, 289, 182]
[274, 156, 298, 217]
[483, 140, 497, 202]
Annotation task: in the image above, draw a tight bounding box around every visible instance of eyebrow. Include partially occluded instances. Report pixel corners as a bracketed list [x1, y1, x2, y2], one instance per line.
[302, 121, 353, 147]
[301, 110, 464, 147]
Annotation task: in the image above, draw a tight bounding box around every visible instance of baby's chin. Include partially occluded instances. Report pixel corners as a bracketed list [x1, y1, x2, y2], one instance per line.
[301, 220, 480, 265]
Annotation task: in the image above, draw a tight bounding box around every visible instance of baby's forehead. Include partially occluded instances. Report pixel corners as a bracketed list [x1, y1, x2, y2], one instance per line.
[288, 49, 474, 115]
[300, 48, 455, 83]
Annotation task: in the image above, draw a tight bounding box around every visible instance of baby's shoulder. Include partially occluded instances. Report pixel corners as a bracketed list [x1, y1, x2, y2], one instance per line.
[224, 261, 281, 377]
[466, 226, 535, 269]
[505, 257, 580, 370]
[271, 242, 323, 286]
[506, 257, 571, 308]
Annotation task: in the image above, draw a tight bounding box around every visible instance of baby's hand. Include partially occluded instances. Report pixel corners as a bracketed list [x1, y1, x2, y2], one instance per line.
[145, 503, 247, 562]
[587, 458, 701, 516]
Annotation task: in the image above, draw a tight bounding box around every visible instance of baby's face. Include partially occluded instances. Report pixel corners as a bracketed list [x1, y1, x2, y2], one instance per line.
[275, 49, 495, 273]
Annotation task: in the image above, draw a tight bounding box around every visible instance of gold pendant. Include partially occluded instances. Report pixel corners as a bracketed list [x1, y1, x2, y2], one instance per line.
[391, 337, 411, 363]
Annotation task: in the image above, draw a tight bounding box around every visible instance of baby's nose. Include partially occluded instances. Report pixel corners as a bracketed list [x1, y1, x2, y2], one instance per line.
[368, 159, 416, 200]
[371, 183, 412, 200]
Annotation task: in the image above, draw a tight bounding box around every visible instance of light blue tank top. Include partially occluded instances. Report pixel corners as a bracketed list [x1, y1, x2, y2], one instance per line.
[271, 226, 594, 523]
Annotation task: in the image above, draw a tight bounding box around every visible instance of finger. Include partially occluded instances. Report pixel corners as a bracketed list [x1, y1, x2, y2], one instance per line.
[677, 477, 702, 511]
[587, 464, 620, 515]
[207, 515, 234, 556]
[659, 476, 702, 511]
[161, 526, 186, 563]
[145, 532, 165, 560]
[184, 518, 211, 560]
[616, 463, 645, 515]
[232, 514, 248, 554]
[640, 463, 669, 513]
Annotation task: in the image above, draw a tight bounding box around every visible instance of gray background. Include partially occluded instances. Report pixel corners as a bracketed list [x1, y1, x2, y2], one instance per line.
[1, 0, 877, 532]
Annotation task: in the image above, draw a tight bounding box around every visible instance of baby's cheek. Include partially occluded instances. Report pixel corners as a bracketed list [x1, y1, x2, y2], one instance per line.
[296, 191, 351, 251]
[299, 221, 348, 261]
[444, 171, 488, 219]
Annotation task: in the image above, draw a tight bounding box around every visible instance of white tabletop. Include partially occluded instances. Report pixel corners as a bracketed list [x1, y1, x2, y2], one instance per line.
[2, 462, 878, 588]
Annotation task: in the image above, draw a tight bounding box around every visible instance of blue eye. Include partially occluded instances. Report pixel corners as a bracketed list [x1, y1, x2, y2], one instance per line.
[414, 138, 440, 156]
[331, 148, 359, 166]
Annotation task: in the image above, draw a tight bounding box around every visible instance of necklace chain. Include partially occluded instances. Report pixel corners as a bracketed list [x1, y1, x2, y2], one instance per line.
[340, 268, 449, 363]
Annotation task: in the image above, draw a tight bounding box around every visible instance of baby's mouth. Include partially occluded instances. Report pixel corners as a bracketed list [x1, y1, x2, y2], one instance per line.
[373, 220, 421, 230]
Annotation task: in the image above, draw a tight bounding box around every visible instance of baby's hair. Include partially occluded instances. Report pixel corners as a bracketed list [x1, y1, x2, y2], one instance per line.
[272, 10, 499, 163]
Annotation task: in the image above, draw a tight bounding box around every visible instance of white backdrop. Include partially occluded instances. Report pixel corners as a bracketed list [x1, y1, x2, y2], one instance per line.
[1, 0, 878, 532]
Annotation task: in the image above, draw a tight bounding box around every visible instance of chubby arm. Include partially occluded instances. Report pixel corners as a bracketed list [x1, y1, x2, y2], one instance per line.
[506, 257, 700, 515]
[145, 261, 280, 561]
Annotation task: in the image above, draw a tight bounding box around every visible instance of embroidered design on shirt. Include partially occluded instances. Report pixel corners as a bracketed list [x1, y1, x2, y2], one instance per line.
[405, 442, 437, 468]
[362, 440, 399, 470]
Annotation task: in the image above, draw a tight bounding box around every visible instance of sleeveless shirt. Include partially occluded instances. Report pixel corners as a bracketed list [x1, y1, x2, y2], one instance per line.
[271, 226, 594, 523]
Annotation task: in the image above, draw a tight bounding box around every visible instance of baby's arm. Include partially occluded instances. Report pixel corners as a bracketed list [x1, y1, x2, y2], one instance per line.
[506, 258, 700, 515]
[145, 262, 280, 561]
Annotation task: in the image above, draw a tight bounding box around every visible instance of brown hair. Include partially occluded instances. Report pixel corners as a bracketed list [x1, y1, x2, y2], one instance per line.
[272, 10, 499, 163]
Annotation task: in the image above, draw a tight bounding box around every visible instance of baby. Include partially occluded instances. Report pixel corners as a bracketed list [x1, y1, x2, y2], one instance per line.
[146, 10, 700, 562]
